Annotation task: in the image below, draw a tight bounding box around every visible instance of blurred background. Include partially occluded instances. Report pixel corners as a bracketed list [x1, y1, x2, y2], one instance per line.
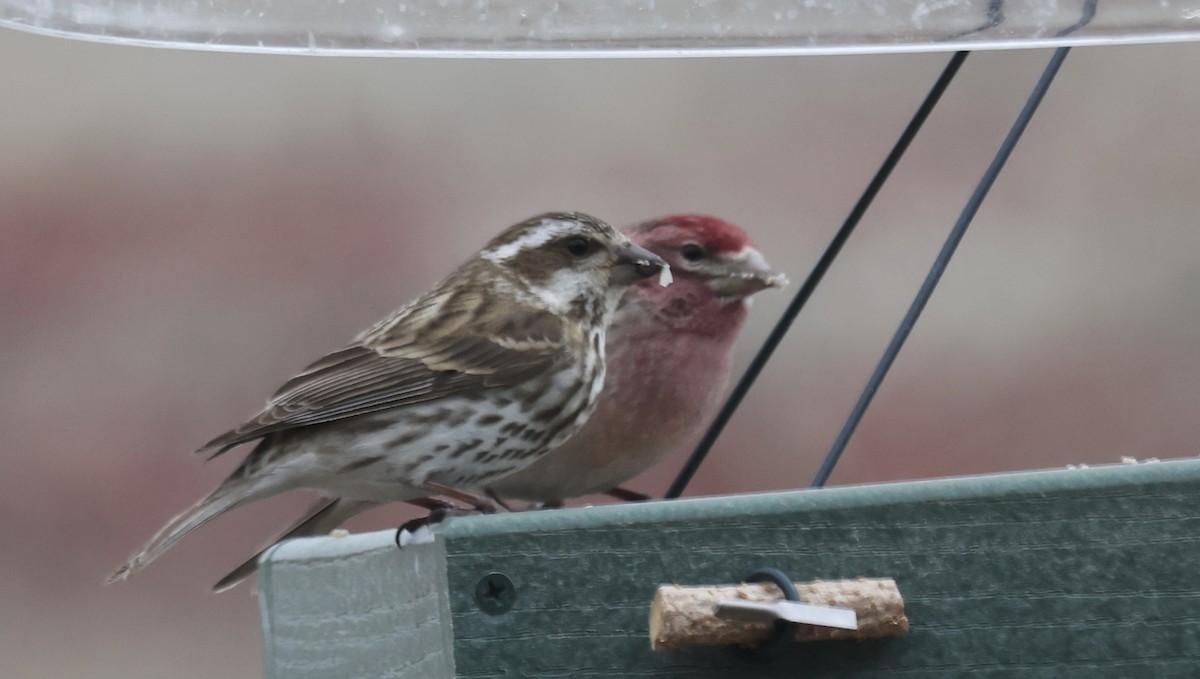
[3, 28, 1199, 678]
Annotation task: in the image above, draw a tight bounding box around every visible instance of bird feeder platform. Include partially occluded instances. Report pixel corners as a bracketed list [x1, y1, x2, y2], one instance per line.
[258, 457, 1200, 678]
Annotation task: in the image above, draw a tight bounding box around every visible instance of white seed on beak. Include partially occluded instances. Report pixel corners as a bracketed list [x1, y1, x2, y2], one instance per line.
[658, 264, 674, 288]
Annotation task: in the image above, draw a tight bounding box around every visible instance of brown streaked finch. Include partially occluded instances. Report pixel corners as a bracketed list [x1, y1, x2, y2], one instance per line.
[211, 214, 783, 592]
[108, 211, 668, 584]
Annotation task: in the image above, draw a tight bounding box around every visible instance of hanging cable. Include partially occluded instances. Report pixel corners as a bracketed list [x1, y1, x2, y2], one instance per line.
[811, 47, 1071, 489]
[665, 51, 969, 499]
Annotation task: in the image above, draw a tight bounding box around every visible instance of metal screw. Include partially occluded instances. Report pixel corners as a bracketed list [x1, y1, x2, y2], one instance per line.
[474, 572, 516, 615]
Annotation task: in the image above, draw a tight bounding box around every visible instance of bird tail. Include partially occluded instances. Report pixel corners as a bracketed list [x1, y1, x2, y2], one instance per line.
[212, 497, 379, 593]
[107, 484, 254, 584]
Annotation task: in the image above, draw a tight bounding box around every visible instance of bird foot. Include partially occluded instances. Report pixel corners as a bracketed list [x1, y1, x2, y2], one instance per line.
[484, 488, 513, 513]
[605, 486, 652, 503]
[394, 501, 470, 548]
[393, 493, 509, 549]
[421, 481, 507, 514]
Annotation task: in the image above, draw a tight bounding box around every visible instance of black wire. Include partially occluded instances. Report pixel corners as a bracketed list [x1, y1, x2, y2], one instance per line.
[810, 47, 1071, 489]
[663, 52, 969, 500]
[740, 567, 803, 658]
[1056, 0, 1098, 37]
[948, 0, 1097, 41]
[947, 0, 1005, 40]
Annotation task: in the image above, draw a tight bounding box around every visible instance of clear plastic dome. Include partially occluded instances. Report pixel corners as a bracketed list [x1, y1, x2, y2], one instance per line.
[2, 0, 1200, 57]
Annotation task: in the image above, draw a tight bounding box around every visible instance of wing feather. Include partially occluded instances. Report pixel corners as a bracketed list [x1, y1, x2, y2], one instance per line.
[199, 281, 566, 457]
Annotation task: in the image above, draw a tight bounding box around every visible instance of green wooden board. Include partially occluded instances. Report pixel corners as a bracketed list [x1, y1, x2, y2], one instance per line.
[262, 459, 1200, 678]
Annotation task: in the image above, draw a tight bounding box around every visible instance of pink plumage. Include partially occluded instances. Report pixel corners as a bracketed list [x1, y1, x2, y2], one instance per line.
[490, 214, 786, 502]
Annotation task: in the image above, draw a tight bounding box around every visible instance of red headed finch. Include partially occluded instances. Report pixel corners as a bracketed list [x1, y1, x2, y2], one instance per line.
[211, 215, 783, 591]
[109, 212, 667, 583]
[492, 214, 785, 502]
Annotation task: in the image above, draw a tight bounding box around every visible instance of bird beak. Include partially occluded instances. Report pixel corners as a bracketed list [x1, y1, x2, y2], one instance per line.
[705, 246, 788, 300]
[612, 242, 670, 286]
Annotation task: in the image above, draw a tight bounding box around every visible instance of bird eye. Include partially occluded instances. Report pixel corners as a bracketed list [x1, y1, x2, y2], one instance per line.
[680, 243, 706, 261]
[564, 236, 594, 257]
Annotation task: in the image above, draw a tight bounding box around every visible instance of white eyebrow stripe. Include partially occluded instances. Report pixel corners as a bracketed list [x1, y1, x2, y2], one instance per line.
[482, 218, 580, 263]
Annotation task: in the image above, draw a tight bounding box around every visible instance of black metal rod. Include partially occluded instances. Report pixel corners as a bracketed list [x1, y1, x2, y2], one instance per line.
[1056, 0, 1098, 37]
[664, 52, 970, 500]
[810, 47, 1071, 489]
[947, 0, 1005, 40]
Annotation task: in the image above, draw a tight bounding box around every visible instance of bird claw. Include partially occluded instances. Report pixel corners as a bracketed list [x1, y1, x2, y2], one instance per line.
[394, 501, 493, 549]
[484, 488, 513, 513]
[606, 486, 652, 503]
